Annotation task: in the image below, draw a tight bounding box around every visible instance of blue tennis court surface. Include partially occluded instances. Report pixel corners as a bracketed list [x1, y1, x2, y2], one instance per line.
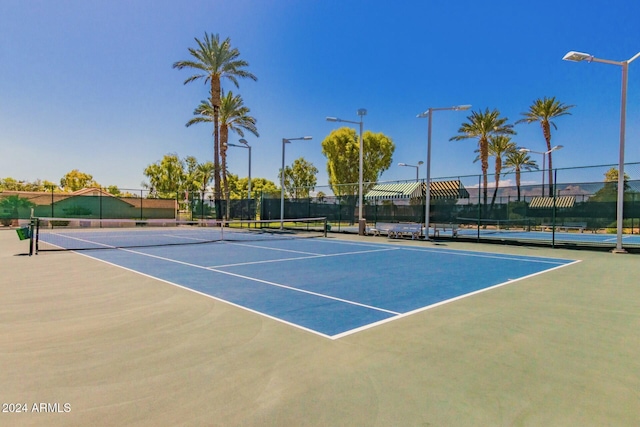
[69, 238, 577, 339]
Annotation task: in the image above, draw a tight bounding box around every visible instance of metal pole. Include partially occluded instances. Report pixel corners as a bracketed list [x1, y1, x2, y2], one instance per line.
[247, 145, 252, 201]
[279, 136, 311, 229]
[541, 154, 546, 197]
[358, 117, 363, 224]
[563, 50, 640, 253]
[418, 104, 470, 239]
[357, 109, 367, 235]
[424, 108, 433, 238]
[280, 138, 286, 230]
[613, 62, 628, 252]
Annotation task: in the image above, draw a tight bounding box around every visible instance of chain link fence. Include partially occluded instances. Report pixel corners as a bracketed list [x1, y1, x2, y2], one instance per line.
[2, 162, 639, 249]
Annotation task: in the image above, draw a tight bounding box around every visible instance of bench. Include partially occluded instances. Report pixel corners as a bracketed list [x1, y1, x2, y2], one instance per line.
[431, 223, 459, 238]
[541, 222, 588, 233]
[391, 223, 423, 239]
[368, 222, 422, 239]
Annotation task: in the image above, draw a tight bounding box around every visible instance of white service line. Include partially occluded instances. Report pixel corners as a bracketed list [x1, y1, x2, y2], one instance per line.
[224, 241, 322, 255]
[209, 246, 400, 268]
[118, 247, 401, 316]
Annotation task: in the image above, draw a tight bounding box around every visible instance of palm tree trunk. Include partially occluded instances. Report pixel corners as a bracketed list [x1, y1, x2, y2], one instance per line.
[212, 81, 222, 219]
[220, 124, 229, 219]
[220, 125, 229, 197]
[480, 138, 489, 215]
[490, 157, 502, 210]
[542, 122, 553, 197]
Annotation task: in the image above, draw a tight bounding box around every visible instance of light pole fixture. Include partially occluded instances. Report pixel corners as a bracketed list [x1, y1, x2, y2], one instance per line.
[226, 139, 252, 201]
[563, 50, 640, 253]
[518, 145, 563, 196]
[417, 104, 471, 239]
[281, 136, 312, 229]
[398, 161, 424, 181]
[326, 108, 367, 235]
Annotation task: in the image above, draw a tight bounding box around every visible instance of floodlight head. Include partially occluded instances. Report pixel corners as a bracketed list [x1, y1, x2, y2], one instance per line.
[518, 147, 531, 153]
[302, 136, 312, 140]
[239, 138, 249, 145]
[418, 161, 424, 165]
[416, 111, 428, 118]
[326, 117, 338, 122]
[454, 105, 472, 111]
[357, 108, 367, 116]
[563, 51, 593, 62]
[398, 162, 407, 166]
[552, 145, 564, 151]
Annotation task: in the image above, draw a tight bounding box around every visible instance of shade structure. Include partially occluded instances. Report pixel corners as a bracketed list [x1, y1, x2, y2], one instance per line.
[364, 180, 468, 201]
[424, 180, 469, 200]
[364, 182, 423, 200]
[529, 196, 576, 209]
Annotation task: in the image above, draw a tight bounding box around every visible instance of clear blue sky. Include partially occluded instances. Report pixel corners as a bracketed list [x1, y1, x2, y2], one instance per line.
[1, 0, 639, 192]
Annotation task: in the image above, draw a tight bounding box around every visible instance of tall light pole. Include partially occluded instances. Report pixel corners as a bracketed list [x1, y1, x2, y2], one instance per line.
[518, 145, 563, 196]
[398, 161, 424, 181]
[227, 139, 252, 200]
[417, 105, 471, 238]
[326, 109, 367, 235]
[281, 136, 312, 229]
[563, 50, 640, 253]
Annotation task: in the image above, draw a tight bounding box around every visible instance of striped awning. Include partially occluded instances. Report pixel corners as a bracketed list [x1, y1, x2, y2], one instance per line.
[529, 196, 576, 209]
[365, 182, 423, 200]
[364, 180, 469, 200]
[424, 180, 470, 199]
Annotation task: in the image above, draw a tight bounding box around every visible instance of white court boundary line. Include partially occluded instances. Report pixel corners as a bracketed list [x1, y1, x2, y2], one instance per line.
[210, 246, 399, 268]
[68, 237, 581, 340]
[119, 248, 400, 315]
[332, 259, 582, 339]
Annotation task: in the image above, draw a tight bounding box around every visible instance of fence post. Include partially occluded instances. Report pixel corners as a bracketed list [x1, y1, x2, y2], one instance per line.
[552, 169, 557, 248]
[477, 174, 481, 241]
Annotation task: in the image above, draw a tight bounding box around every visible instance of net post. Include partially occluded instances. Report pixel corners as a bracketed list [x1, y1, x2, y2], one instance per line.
[28, 210, 35, 256]
[323, 217, 328, 237]
[29, 218, 40, 255]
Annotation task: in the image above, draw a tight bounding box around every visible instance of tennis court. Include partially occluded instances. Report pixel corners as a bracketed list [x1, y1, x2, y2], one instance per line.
[2, 225, 639, 426]
[456, 227, 640, 245]
[33, 220, 577, 338]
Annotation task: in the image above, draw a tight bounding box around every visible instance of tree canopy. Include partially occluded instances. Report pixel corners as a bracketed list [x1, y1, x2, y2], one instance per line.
[279, 157, 318, 199]
[142, 154, 212, 199]
[321, 128, 395, 197]
[60, 169, 100, 191]
[0, 178, 57, 192]
[227, 173, 278, 200]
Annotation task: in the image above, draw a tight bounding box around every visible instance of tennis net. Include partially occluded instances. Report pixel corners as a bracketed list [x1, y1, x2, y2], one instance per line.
[34, 217, 328, 252]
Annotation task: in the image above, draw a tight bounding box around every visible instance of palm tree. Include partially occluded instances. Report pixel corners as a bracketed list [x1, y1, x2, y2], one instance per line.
[478, 135, 517, 209]
[517, 97, 574, 196]
[0, 195, 36, 226]
[173, 33, 257, 218]
[450, 108, 515, 211]
[504, 151, 538, 201]
[219, 91, 259, 201]
[193, 161, 215, 218]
